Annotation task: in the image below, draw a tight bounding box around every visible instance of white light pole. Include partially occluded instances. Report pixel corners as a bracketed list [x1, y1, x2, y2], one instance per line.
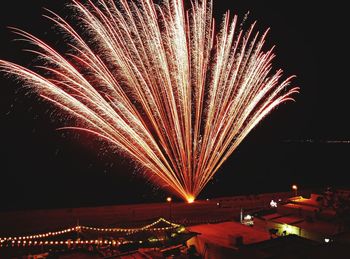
[166, 197, 172, 220]
[292, 184, 298, 196]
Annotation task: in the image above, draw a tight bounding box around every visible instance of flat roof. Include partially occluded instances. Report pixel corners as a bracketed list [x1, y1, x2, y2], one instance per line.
[282, 203, 318, 212]
[272, 216, 304, 225]
[292, 197, 320, 207]
[294, 220, 339, 235]
[261, 213, 283, 221]
[187, 221, 270, 249]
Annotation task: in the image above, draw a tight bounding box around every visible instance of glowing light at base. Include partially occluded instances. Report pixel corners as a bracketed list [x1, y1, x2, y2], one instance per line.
[0, 0, 298, 201]
[187, 196, 195, 203]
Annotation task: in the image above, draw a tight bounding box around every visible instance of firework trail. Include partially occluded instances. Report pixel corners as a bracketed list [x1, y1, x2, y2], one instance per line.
[0, 0, 298, 202]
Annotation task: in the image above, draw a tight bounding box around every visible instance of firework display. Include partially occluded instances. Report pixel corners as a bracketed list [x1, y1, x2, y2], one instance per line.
[0, 0, 298, 202]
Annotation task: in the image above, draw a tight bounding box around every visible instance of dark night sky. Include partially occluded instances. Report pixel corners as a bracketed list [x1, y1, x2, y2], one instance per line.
[0, 0, 349, 211]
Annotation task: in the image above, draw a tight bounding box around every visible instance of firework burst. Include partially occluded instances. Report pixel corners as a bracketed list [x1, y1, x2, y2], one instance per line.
[0, 0, 299, 202]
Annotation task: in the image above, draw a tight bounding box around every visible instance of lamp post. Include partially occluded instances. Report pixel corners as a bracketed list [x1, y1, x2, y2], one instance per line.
[166, 197, 172, 220]
[292, 184, 298, 197]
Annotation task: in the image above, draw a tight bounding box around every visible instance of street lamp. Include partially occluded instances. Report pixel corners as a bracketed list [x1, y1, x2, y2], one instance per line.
[166, 197, 172, 219]
[292, 184, 298, 196]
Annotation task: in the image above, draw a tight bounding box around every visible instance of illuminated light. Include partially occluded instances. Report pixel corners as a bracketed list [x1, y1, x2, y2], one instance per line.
[187, 196, 195, 203]
[270, 200, 278, 207]
[177, 226, 186, 233]
[167, 197, 172, 202]
[244, 215, 252, 220]
[0, 217, 181, 243]
[291, 185, 298, 196]
[282, 224, 293, 234]
[324, 238, 330, 243]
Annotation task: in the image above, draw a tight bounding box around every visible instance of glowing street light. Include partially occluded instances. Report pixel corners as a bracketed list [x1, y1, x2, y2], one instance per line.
[292, 184, 298, 196]
[166, 197, 172, 219]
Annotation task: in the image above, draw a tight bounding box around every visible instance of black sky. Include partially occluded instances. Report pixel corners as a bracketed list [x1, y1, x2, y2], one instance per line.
[0, 0, 349, 211]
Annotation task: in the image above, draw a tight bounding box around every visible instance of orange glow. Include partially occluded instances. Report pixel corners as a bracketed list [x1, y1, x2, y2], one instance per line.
[187, 196, 195, 203]
[166, 197, 172, 202]
[292, 184, 298, 190]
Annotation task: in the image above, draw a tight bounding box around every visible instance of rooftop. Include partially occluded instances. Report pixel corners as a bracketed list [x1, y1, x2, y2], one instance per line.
[187, 221, 270, 249]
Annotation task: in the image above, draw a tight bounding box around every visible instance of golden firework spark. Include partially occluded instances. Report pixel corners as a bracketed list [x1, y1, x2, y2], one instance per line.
[0, 0, 299, 202]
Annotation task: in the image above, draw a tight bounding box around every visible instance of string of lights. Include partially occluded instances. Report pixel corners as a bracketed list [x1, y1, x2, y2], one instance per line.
[0, 218, 180, 243]
[0, 238, 162, 248]
[2, 239, 118, 246]
[80, 217, 180, 233]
